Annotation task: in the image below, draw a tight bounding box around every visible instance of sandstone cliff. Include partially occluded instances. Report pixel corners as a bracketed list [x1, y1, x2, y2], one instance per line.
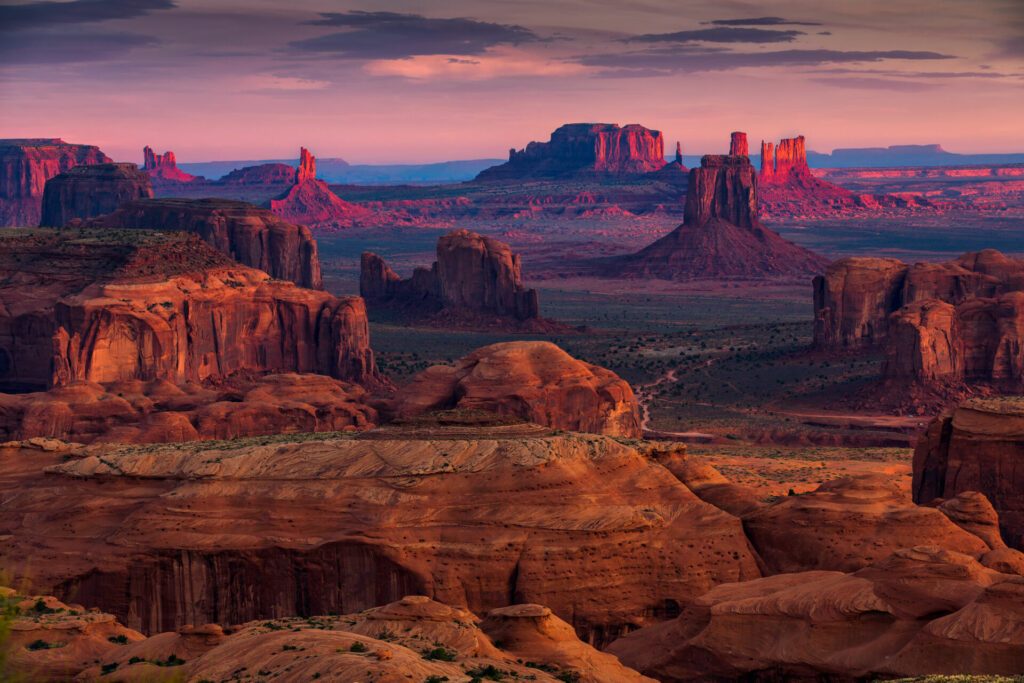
[392, 341, 641, 438]
[39, 162, 153, 227]
[78, 197, 323, 289]
[361, 229, 541, 324]
[0, 138, 111, 226]
[610, 133, 829, 280]
[142, 145, 199, 183]
[477, 123, 666, 180]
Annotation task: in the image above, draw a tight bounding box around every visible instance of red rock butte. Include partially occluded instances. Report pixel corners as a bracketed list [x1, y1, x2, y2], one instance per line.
[39, 162, 153, 227]
[142, 145, 198, 183]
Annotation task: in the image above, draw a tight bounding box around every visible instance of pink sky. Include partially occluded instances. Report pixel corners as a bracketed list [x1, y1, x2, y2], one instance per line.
[1, 0, 1022, 163]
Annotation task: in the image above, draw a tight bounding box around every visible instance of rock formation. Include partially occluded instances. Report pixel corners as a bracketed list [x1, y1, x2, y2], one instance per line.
[729, 131, 748, 157]
[267, 147, 371, 229]
[609, 546, 1024, 680]
[219, 162, 297, 185]
[914, 397, 1024, 549]
[674, 141, 683, 165]
[0, 138, 111, 226]
[142, 145, 199, 183]
[4, 588, 650, 682]
[39, 162, 153, 227]
[0, 229, 378, 393]
[0, 427, 761, 643]
[77, 197, 323, 289]
[361, 229, 541, 324]
[392, 341, 641, 438]
[476, 123, 666, 180]
[609, 133, 829, 280]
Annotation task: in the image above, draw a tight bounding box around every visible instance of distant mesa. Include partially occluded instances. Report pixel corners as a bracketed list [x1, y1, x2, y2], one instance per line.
[142, 145, 200, 183]
[476, 122, 666, 180]
[361, 229, 543, 327]
[0, 138, 111, 227]
[220, 162, 297, 185]
[75, 197, 323, 289]
[39, 162, 153, 227]
[607, 132, 829, 280]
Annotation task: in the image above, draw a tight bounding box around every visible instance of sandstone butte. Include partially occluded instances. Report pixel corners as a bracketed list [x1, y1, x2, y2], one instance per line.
[915, 396, 1024, 550]
[361, 229, 541, 325]
[0, 431, 762, 646]
[0, 229, 377, 395]
[142, 145, 199, 184]
[39, 162, 153, 227]
[609, 133, 830, 280]
[75, 197, 323, 289]
[268, 147, 374, 229]
[391, 341, 642, 438]
[0, 138, 111, 227]
[476, 123, 667, 180]
[3, 588, 652, 682]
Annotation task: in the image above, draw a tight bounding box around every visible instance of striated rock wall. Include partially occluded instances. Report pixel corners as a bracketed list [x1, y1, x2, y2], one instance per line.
[39, 163, 153, 227]
[683, 154, 758, 229]
[729, 131, 749, 157]
[78, 198, 323, 289]
[0, 138, 111, 226]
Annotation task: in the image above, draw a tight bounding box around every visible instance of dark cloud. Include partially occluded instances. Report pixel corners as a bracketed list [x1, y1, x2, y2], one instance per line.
[0, 0, 174, 32]
[810, 77, 937, 92]
[0, 31, 158, 64]
[577, 48, 955, 75]
[708, 17, 823, 27]
[629, 27, 804, 44]
[290, 11, 538, 59]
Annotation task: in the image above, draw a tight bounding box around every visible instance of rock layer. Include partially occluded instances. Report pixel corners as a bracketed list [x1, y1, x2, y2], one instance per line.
[78, 197, 323, 289]
[392, 341, 641, 438]
[477, 123, 666, 179]
[0, 138, 111, 226]
[39, 162, 153, 227]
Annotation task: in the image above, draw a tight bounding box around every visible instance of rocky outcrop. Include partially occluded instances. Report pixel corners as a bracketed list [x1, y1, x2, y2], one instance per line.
[0, 373, 376, 444]
[267, 147, 371, 229]
[477, 123, 666, 180]
[296, 146, 316, 182]
[729, 131, 748, 157]
[610, 134, 829, 280]
[77, 197, 323, 289]
[39, 162, 153, 226]
[0, 138, 111, 226]
[219, 162, 296, 185]
[609, 546, 1024, 680]
[361, 229, 541, 323]
[0, 229, 378, 393]
[914, 397, 1024, 549]
[142, 145, 199, 183]
[0, 427, 761, 643]
[392, 341, 641, 438]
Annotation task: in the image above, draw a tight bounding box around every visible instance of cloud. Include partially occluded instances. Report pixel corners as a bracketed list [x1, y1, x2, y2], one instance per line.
[577, 48, 956, 75]
[0, 31, 158, 64]
[810, 77, 937, 92]
[363, 46, 590, 81]
[0, 0, 174, 32]
[290, 11, 538, 60]
[708, 17, 823, 27]
[629, 27, 804, 44]
[240, 74, 330, 92]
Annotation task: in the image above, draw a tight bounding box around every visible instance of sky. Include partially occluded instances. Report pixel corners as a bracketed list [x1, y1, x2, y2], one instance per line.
[1, 0, 1023, 164]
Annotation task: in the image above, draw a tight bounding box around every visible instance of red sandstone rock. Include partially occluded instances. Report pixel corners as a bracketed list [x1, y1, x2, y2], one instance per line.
[773, 135, 809, 176]
[219, 162, 296, 185]
[392, 341, 641, 438]
[477, 123, 666, 180]
[609, 546, 1024, 680]
[914, 397, 1024, 548]
[729, 131, 749, 157]
[0, 138, 111, 226]
[268, 148, 371, 229]
[142, 145, 199, 183]
[39, 162, 153, 227]
[361, 229, 541, 323]
[759, 139, 775, 180]
[77, 197, 323, 289]
[296, 146, 316, 183]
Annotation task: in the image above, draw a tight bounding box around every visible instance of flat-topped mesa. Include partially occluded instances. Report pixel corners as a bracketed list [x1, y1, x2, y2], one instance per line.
[77, 198, 323, 289]
[729, 131, 749, 157]
[39, 163, 153, 227]
[142, 146, 198, 183]
[220, 163, 297, 185]
[683, 153, 758, 229]
[0, 138, 111, 226]
[361, 229, 540, 322]
[476, 123, 665, 179]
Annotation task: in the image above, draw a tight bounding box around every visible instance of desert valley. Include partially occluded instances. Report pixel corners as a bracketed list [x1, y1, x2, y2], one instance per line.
[2, 1, 1024, 681]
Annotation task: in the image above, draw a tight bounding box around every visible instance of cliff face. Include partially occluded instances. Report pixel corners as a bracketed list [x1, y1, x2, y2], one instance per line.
[142, 146, 198, 183]
[361, 229, 540, 322]
[612, 133, 829, 280]
[914, 397, 1024, 549]
[0, 138, 111, 226]
[39, 163, 153, 227]
[78, 198, 323, 289]
[476, 123, 666, 180]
